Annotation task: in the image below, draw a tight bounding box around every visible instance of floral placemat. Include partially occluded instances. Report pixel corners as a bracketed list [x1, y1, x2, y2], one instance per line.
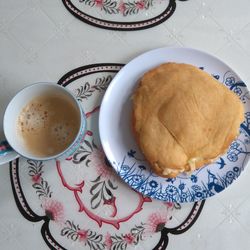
[10, 63, 205, 250]
[62, 0, 189, 30]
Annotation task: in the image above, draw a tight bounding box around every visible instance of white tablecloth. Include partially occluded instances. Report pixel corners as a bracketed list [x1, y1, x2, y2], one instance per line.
[1, 1, 250, 249]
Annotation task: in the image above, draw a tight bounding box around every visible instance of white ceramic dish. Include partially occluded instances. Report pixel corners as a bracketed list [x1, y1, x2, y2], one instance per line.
[99, 47, 250, 202]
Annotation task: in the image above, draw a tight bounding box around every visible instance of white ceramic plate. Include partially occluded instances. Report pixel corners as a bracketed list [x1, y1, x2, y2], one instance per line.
[99, 47, 250, 202]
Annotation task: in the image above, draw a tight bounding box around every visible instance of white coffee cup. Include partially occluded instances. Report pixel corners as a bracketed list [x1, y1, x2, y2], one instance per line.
[0, 82, 86, 164]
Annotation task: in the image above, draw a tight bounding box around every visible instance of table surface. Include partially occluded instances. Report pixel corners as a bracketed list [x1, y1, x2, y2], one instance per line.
[1, 1, 250, 249]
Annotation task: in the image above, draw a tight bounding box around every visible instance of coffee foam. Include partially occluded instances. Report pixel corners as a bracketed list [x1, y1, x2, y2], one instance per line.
[17, 93, 80, 157]
[52, 123, 72, 143]
[18, 102, 49, 132]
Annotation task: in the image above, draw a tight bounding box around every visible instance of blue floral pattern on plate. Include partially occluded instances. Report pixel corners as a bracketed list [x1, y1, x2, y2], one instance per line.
[114, 70, 250, 202]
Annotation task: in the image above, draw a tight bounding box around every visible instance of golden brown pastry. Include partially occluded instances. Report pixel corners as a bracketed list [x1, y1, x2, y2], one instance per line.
[132, 63, 244, 178]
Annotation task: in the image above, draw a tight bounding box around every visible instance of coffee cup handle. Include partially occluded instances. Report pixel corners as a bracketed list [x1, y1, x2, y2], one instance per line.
[0, 140, 19, 165]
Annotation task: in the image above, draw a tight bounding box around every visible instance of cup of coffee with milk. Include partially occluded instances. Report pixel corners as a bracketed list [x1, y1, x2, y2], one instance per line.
[0, 83, 86, 164]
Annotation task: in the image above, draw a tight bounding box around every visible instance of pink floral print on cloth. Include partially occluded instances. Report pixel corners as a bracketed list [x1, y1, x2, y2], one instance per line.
[62, 0, 190, 30]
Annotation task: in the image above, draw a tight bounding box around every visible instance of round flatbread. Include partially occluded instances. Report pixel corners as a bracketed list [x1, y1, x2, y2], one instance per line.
[132, 63, 244, 178]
